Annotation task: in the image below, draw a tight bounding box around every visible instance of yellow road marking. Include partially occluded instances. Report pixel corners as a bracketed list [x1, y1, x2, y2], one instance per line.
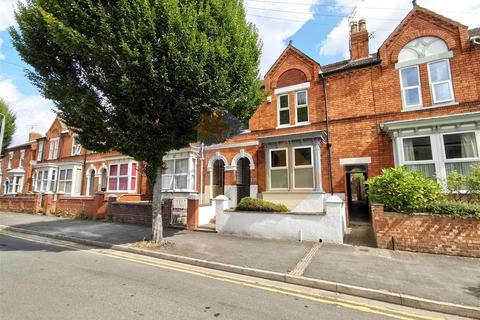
[0, 231, 444, 320]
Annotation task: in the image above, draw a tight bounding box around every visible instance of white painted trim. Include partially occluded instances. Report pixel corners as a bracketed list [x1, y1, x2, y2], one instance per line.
[399, 65, 423, 110]
[295, 90, 309, 125]
[269, 148, 289, 191]
[207, 153, 229, 172]
[274, 82, 310, 95]
[292, 146, 314, 190]
[395, 51, 453, 69]
[277, 93, 290, 127]
[427, 59, 455, 105]
[339, 157, 372, 166]
[204, 141, 259, 151]
[231, 149, 255, 170]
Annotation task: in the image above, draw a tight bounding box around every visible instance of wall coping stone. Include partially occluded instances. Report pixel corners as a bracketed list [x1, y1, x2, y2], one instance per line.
[226, 209, 326, 216]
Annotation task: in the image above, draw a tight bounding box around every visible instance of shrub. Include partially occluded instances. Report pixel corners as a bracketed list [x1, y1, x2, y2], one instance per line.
[236, 197, 289, 212]
[425, 201, 480, 218]
[367, 166, 443, 213]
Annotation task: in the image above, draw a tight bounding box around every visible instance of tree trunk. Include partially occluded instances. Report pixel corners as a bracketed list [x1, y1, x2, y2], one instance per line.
[152, 166, 163, 243]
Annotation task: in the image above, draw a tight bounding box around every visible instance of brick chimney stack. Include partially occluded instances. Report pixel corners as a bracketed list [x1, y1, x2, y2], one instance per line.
[28, 132, 42, 142]
[350, 19, 369, 60]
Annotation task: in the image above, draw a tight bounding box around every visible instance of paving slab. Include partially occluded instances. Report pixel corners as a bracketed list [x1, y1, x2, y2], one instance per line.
[303, 243, 480, 307]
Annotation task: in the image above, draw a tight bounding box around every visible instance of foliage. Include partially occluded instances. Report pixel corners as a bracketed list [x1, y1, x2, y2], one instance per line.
[0, 99, 17, 155]
[351, 172, 365, 182]
[425, 201, 480, 218]
[445, 164, 480, 203]
[10, 0, 263, 168]
[236, 197, 289, 213]
[367, 166, 443, 213]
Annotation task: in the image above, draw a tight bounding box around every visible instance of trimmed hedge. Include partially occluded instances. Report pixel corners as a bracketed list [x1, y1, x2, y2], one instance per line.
[236, 197, 289, 213]
[425, 201, 480, 218]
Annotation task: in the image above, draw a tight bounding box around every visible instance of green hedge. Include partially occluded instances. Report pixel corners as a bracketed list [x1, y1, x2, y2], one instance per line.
[425, 201, 480, 218]
[236, 197, 289, 213]
[367, 166, 443, 213]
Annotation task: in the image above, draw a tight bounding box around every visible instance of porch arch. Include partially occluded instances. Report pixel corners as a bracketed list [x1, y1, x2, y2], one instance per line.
[207, 153, 229, 172]
[231, 150, 255, 170]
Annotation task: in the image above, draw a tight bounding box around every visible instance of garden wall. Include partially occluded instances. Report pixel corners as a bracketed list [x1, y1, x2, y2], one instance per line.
[0, 195, 36, 213]
[372, 204, 480, 258]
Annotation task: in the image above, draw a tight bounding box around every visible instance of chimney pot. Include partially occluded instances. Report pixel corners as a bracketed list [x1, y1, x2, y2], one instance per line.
[350, 20, 358, 34]
[358, 19, 366, 31]
[28, 132, 42, 142]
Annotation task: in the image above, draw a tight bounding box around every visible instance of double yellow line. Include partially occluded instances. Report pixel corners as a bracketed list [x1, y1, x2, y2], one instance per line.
[0, 231, 443, 320]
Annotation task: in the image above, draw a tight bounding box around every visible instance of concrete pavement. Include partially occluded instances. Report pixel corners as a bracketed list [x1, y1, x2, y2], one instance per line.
[0, 232, 467, 320]
[0, 211, 479, 314]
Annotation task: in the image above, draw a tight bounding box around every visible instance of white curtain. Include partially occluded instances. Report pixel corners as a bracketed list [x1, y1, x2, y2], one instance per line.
[403, 138, 415, 161]
[461, 133, 477, 158]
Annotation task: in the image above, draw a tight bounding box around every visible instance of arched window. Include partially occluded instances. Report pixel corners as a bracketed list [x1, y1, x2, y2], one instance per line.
[397, 36, 454, 109]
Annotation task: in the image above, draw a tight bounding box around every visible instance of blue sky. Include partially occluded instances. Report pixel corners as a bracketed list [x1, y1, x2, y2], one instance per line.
[1, 0, 480, 145]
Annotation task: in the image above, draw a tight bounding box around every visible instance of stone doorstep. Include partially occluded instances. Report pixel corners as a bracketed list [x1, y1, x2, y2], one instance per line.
[0, 224, 479, 319]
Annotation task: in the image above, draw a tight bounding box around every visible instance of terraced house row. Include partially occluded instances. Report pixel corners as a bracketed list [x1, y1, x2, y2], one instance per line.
[1, 5, 480, 225]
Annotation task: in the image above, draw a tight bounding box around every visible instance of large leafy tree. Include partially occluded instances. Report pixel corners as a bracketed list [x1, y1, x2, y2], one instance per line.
[0, 99, 17, 156]
[11, 0, 262, 242]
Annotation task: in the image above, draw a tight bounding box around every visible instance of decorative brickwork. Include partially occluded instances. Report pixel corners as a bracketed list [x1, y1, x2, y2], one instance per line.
[372, 204, 480, 257]
[277, 69, 307, 88]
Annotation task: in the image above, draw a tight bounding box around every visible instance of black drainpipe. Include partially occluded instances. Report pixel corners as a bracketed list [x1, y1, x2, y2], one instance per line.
[320, 73, 334, 195]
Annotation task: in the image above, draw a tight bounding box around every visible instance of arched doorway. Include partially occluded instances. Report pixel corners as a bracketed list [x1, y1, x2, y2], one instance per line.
[236, 158, 250, 203]
[345, 165, 369, 222]
[212, 160, 225, 198]
[87, 170, 95, 196]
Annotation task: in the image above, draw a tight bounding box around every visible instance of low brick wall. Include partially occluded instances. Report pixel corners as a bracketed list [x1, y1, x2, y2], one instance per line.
[55, 194, 107, 219]
[110, 201, 153, 225]
[0, 195, 36, 213]
[372, 204, 480, 257]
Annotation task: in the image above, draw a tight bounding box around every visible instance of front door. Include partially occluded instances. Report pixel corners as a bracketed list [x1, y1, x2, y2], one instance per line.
[236, 157, 250, 203]
[345, 165, 369, 223]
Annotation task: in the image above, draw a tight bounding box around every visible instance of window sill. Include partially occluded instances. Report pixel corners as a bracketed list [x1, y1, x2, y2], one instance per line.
[402, 101, 459, 112]
[275, 122, 311, 130]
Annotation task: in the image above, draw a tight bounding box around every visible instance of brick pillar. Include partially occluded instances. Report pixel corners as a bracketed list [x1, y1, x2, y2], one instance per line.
[107, 195, 117, 220]
[44, 193, 54, 215]
[34, 193, 42, 213]
[186, 195, 199, 230]
[161, 197, 173, 227]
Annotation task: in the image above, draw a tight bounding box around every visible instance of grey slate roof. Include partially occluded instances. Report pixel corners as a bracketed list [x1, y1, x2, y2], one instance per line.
[321, 53, 380, 75]
[469, 27, 480, 38]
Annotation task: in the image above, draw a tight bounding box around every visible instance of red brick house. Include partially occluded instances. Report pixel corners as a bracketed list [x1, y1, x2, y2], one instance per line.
[198, 5, 480, 224]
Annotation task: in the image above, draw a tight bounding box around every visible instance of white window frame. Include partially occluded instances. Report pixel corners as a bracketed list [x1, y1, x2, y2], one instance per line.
[8, 175, 24, 194]
[37, 141, 44, 161]
[269, 148, 289, 190]
[57, 168, 73, 194]
[295, 91, 309, 124]
[107, 161, 137, 193]
[162, 158, 195, 192]
[71, 134, 82, 156]
[440, 130, 480, 176]
[292, 146, 314, 189]
[277, 94, 290, 127]
[399, 65, 423, 110]
[7, 152, 13, 169]
[19, 150, 25, 168]
[49, 138, 59, 160]
[427, 59, 454, 104]
[400, 135, 435, 166]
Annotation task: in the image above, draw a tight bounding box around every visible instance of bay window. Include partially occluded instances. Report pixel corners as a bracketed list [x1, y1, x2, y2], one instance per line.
[270, 149, 288, 189]
[295, 91, 309, 124]
[162, 157, 196, 192]
[108, 162, 137, 192]
[58, 169, 73, 193]
[443, 132, 480, 176]
[400, 66, 422, 109]
[35, 168, 56, 192]
[428, 60, 453, 104]
[401, 136, 436, 178]
[293, 147, 314, 188]
[278, 95, 290, 126]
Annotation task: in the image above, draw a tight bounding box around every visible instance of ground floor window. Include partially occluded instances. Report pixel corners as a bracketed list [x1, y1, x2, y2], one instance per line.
[397, 130, 480, 180]
[34, 168, 57, 193]
[8, 175, 24, 194]
[58, 169, 73, 193]
[268, 144, 318, 191]
[162, 157, 196, 192]
[108, 161, 137, 192]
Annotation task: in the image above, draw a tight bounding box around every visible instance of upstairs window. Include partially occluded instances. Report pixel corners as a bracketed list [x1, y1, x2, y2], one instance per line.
[277, 95, 289, 126]
[37, 141, 44, 161]
[19, 150, 25, 168]
[71, 134, 82, 156]
[400, 66, 422, 109]
[428, 60, 453, 103]
[49, 138, 59, 159]
[397, 36, 453, 110]
[7, 152, 13, 169]
[295, 91, 309, 124]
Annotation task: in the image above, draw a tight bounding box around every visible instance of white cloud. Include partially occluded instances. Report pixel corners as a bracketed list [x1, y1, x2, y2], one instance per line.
[0, 78, 56, 146]
[0, 0, 18, 32]
[245, 0, 320, 76]
[319, 0, 480, 59]
[0, 38, 5, 60]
